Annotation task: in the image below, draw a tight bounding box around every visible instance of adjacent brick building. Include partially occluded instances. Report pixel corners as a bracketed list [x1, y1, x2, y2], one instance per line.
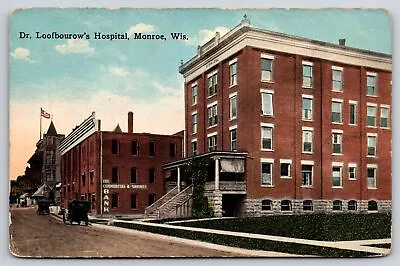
[176, 17, 392, 216]
[59, 112, 183, 217]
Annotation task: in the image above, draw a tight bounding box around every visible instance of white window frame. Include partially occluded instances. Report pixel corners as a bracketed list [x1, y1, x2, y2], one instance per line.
[332, 129, 343, 155]
[191, 82, 198, 105]
[261, 158, 274, 187]
[191, 111, 198, 135]
[380, 105, 390, 129]
[207, 132, 217, 152]
[367, 164, 378, 189]
[367, 103, 377, 128]
[229, 58, 238, 87]
[207, 101, 218, 128]
[261, 123, 274, 151]
[302, 61, 313, 88]
[332, 66, 343, 92]
[261, 89, 274, 116]
[229, 92, 238, 120]
[349, 100, 357, 126]
[280, 159, 292, 179]
[207, 70, 218, 97]
[367, 133, 377, 157]
[302, 127, 313, 154]
[261, 54, 274, 82]
[191, 138, 197, 156]
[348, 163, 357, 180]
[332, 162, 344, 188]
[302, 94, 313, 121]
[229, 125, 238, 151]
[366, 72, 377, 96]
[331, 99, 343, 124]
[301, 163, 313, 187]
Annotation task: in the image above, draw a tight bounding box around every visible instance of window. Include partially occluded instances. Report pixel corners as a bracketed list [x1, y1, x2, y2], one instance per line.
[348, 164, 357, 180]
[261, 199, 273, 211]
[130, 194, 137, 209]
[332, 132, 343, 154]
[367, 134, 377, 156]
[380, 106, 390, 128]
[192, 140, 197, 156]
[261, 161, 273, 186]
[111, 139, 119, 154]
[90, 171, 94, 184]
[367, 165, 377, 188]
[301, 164, 313, 186]
[111, 193, 119, 208]
[111, 167, 118, 183]
[148, 194, 156, 206]
[302, 129, 313, 153]
[130, 167, 137, 183]
[81, 174, 86, 186]
[331, 101, 343, 123]
[332, 67, 343, 91]
[261, 56, 273, 81]
[207, 103, 218, 127]
[367, 105, 376, 127]
[192, 83, 198, 104]
[367, 74, 377, 96]
[229, 94, 237, 120]
[208, 134, 217, 152]
[192, 113, 198, 134]
[208, 72, 218, 96]
[280, 160, 291, 178]
[303, 200, 313, 211]
[261, 91, 273, 116]
[349, 101, 357, 125]
[302, 62, 313, 88]
[230, 61, 237, 86]
[332, 165, 343, 187]
[302, 96, 313, 120]
[261, 125, 273, 150]
[149, 168, 155, 184]
[348, 200, 357, 211]
[149, 141, 155, 156]
[368, 200, 378, 211]
[281, 200, 292, 211]
[131, 140, 138, 155]
[169, 142, 176, 157]
[230, 128, 237, 151]
[333, 200, 342, 211]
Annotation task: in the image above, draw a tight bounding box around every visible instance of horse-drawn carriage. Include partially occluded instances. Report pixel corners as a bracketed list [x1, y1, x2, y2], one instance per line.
[62, 200, 91, 226]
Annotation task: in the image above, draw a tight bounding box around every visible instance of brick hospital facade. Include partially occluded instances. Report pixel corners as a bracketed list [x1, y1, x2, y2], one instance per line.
[179, 18, 392, 215]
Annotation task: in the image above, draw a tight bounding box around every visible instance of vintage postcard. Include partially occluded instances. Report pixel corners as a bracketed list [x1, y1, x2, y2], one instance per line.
[9, 8, 392, 258]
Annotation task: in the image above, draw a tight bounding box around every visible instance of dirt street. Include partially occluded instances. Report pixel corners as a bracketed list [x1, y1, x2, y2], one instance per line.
[9, 207, 240, 258]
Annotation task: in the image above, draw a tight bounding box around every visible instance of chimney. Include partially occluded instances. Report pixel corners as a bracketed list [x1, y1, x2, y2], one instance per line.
[128, 112, 133, 133]
[338, 38, 346, 46]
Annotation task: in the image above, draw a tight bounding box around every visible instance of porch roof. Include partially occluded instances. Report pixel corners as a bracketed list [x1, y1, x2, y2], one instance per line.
[163, 151, 248, 170]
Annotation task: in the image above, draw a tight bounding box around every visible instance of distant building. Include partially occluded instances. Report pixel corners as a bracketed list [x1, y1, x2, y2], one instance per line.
[159, 17, 392, 217]
[59, 112, 183, 217]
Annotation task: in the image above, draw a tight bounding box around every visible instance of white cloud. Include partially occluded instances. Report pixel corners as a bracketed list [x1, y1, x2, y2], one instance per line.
[55, 39, 94, 55]
[152, 81, 181, 97]
[185, 26, 230, 46]
[126, 23, 155, 37]
[109, 67, 129, 77]
[10, 47, 35, 63]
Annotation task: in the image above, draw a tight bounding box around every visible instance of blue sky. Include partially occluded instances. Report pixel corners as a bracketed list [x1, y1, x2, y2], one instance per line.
[9, 8, 391, 178]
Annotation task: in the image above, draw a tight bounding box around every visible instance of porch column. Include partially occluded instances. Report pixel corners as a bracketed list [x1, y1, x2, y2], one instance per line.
[177, 167, 181, 192]
[215, 158, 220, 191]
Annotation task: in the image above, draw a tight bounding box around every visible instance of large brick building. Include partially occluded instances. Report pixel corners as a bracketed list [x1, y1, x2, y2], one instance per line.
[59, 112, 183, 216]
[169, 17, 391, 216]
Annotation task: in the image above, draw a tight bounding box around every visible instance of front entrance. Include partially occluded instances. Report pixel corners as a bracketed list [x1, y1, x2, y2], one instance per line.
[222, 194, 245, 217]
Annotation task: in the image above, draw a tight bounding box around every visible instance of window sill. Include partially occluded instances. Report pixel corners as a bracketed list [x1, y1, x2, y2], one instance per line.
[366, 125, 377, 128]
[261, 149, 274, 152]
[191, 103, 197, 107]
[229, 117, 237, 122]
[261, 114, 274, 117]
[229, 83, 237, 88]
[368, 187, 378, 190]
[302, 86, 313, 89]
[332, 186, 343, 189]
[349, 178, 357, 181]
[366, 94, 378, 98]
[261, 80, 274, 84]
[367, 155, 377, 158]
[331, 122, 343, 125]
[261, 185, 274, 188]
[207, 93, 217, 99]
[381, 126, 390, 130]
[349, 124, 357, 127]
[302, 119, 313, 122]
[207, 125, 218, 130]
[280, 176, 292, 179]
[302, 151, 313, 154]
[332, 153, 343, 156]
[332, 89, 343, 93]
[301, 185, 313, 188]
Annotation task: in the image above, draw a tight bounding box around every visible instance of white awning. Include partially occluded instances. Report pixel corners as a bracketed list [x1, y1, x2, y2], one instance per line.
[220, 158, 245, 173]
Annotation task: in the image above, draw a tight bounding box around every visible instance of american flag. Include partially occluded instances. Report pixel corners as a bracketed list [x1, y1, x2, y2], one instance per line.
[41, 108, 50, 119]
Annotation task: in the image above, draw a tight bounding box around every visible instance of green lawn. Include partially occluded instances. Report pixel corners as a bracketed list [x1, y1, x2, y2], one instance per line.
[172, 213, 392, 241]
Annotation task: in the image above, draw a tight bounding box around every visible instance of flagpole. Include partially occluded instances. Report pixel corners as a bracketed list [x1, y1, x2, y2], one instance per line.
[40, 108, 42, 140]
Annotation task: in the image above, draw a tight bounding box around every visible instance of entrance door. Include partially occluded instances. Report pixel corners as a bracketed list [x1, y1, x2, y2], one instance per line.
[222, 194, 245, 217]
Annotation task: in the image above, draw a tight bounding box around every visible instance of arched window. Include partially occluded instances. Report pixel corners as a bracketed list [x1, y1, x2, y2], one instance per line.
[303, 200, 313, 211]
[368, 200, 378, 211]
[281, 200, 292, 211]
[130, 193, 137, 209]
[348, 200, 357, 211]
[333, 200, 342, 211]
[261, 199, 273, 211]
